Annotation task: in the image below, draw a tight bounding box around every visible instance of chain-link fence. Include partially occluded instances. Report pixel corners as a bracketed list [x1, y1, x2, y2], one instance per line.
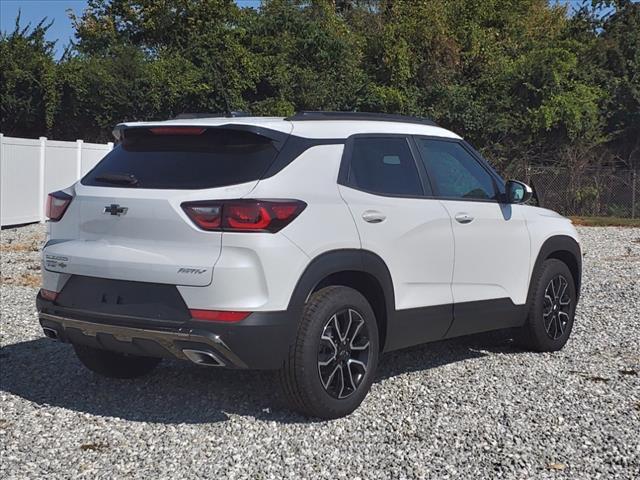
[507, 166, 639, 218]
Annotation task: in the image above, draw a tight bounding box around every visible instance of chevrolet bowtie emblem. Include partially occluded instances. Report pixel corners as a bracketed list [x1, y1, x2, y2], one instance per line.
[103, 204, 128, 216]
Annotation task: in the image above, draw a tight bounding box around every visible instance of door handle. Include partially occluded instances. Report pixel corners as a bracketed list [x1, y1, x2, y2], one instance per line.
[362, 210, 386, 224]
[454, 212, 474, 224]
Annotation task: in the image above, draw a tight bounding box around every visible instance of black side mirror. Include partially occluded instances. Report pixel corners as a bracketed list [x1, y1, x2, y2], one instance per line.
[505, 180, 533, 204]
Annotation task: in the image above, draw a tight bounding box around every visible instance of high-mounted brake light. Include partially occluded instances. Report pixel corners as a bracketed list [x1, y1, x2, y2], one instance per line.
[182, 200, 306, 233]
[149, 127, 206, 136]
[46, 191, 73, 221]
[189, 309, 251, 322]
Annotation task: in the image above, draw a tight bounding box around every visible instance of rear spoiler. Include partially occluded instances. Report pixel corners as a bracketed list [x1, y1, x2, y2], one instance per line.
[111, 124, 290, 149]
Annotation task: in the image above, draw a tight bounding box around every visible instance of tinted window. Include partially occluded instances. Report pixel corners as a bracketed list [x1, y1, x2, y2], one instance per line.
[417, 139, 497, 200]
[83, 128, 279, 189]
[348, 137, 423, 196]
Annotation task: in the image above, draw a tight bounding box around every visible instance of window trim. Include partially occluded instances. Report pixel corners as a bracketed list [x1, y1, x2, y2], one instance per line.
[411, 135, 506, 204]
[337, 133, 431, 199]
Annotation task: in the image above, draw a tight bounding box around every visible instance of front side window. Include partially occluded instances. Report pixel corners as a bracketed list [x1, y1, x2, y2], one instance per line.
[347, 137, 423, 196]
[416, 139, 497, 200]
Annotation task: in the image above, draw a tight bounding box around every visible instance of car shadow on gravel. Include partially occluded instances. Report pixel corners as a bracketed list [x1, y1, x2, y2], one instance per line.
[0, 331, 522, 425]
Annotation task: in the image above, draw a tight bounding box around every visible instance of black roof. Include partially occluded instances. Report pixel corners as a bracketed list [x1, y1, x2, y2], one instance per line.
[173, 112, 250, 119]
[285, 111, 439, 127]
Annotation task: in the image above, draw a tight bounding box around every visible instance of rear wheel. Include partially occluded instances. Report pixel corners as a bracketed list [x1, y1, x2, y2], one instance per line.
[73, 344, 162, 379]
[518, 259, 577, 352]
[279, 286, 379, 419]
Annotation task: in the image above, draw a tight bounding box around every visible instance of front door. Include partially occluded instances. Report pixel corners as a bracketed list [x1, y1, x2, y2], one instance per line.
[414, 137, 531, 336]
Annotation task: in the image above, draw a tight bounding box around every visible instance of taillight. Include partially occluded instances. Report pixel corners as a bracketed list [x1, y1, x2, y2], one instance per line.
[183, 203, 222, 230]
[189, 309, 251, 322]
[46, 191, 73, 221]
[39, 289, 59, 302]
[225, 202, 272, 230]
[182, 200, 306, 233]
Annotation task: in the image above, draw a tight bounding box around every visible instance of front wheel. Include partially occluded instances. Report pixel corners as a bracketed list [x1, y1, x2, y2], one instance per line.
[518, 258, 577, 352]
[73, 344, 162, 379]
[279, 286, 379, 419]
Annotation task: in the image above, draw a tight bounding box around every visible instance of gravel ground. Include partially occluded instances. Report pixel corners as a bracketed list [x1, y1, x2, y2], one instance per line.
[1, 223, 639, 479]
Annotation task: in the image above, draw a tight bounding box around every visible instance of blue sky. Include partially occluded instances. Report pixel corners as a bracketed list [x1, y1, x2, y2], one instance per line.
[0, 0, 261, 57]
[0, 0, 603, 59]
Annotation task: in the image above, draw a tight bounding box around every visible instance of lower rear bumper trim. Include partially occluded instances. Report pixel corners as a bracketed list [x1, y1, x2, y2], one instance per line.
[39, 312, 248, 368]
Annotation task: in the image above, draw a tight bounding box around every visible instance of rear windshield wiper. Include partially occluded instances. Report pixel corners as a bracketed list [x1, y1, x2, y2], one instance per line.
[94, 172, 139, 186]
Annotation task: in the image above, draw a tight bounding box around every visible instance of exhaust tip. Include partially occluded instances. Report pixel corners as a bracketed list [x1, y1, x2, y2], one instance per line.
[182, 349, 224, 367]
[42, 327, 59, 340]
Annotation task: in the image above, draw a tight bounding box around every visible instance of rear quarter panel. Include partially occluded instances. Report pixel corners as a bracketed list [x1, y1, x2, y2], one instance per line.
[179, 144, 361, 312]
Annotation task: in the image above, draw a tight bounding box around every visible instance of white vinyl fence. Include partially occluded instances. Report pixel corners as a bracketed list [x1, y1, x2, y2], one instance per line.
[0, 134, 113, 227]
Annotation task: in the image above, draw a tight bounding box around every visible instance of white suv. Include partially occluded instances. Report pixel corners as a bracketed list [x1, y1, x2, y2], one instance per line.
[37, 111, 581, 419]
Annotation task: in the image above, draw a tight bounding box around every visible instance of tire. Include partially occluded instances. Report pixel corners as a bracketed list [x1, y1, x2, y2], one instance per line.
[518, 258, 577, 352]
[279, 286, 379, 419]
[73, 344, 162, 379]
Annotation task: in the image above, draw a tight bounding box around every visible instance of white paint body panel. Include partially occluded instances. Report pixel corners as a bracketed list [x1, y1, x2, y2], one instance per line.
[43, 181, 257, 287]
[440, 201, 531, 305]
[250, 145, 360, 258]
[522, 206, 581, 283]
[339, 187, 454, 309]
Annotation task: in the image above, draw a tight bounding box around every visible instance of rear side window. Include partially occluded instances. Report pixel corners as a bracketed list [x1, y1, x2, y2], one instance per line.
[416, 139, 497, 200]
[82, 128, 280, 189]
[347, 137, 423, 196]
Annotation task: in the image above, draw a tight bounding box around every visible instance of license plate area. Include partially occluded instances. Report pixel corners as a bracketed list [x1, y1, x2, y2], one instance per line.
[56, 276, 190, 323]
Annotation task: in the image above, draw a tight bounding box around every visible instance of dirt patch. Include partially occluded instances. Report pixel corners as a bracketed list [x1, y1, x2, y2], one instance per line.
[0, 241, 41, 253]
[80, 442, 109, 452]
[2, 273, 41, 287]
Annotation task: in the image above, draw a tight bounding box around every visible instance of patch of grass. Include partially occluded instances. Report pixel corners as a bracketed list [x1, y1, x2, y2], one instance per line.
[570, 216, 640, 227]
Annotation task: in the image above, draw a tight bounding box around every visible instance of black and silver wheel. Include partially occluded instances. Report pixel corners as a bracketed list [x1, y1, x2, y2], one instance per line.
[518, 258, 577, 352]
[542, 274, 572, 340]
[318, 308, 371, 399]
[280, 286, 379, 419]
[73, 344, 162, 379]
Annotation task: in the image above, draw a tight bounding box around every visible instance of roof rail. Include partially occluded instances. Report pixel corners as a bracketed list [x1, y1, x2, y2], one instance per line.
[285, 111, 439, 127]
[173, 112, 251, 119]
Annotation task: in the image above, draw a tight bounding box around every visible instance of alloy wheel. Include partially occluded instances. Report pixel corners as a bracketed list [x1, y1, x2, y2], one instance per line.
[317, 308, 371, 399]
[543, 274, 572, 340]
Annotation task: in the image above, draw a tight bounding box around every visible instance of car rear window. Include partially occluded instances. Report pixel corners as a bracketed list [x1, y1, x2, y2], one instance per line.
[82, 128, 280, 189]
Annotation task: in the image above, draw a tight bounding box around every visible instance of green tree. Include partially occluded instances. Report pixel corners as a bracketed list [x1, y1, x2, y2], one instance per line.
[599, 0, 639, 163]
[246, 0, 367, 114]
[70, 0, 259, 113]
[0, 15, 59, 137]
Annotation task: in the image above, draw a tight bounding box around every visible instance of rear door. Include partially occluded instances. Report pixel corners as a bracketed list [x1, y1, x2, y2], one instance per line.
[44, 126, 285, 286]
[338, 135, 455, 347]
[414, 137, 531, 335]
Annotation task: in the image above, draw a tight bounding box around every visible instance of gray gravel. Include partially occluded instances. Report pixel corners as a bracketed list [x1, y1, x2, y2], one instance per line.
[1, 223, 639, 479]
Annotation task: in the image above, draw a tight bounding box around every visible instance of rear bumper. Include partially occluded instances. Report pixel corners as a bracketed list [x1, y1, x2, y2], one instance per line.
[37, 295, 296, 370]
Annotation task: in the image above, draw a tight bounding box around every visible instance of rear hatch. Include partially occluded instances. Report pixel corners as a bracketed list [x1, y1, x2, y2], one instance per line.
[44, 124, 288, 287]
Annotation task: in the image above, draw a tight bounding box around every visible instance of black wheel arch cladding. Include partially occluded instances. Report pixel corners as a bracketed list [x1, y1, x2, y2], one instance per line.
[530, 235, 582, 301]
[286, 249, 394, 351]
